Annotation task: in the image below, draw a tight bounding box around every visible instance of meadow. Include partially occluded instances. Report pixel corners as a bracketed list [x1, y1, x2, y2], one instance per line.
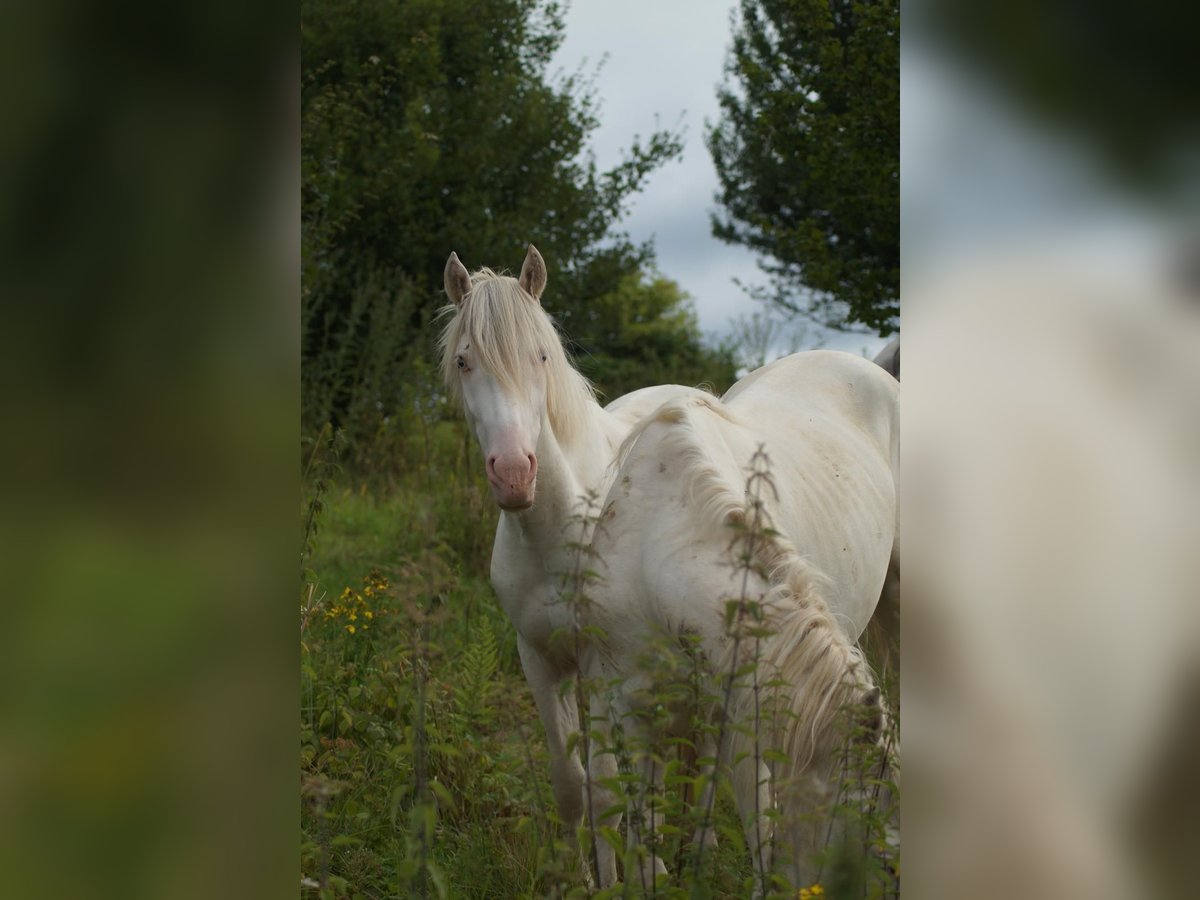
[300, 417, 898, 899]
[300, 3, 898, 888]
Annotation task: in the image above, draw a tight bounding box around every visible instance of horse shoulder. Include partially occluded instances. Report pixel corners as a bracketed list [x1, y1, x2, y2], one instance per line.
[489, 520, 557, 641]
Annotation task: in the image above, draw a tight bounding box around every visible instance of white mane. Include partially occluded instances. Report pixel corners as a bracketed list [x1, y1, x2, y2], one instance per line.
[616, 395, 872, 768]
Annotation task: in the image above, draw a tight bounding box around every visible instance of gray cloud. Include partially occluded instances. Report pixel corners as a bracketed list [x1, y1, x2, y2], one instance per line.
[554, 0, 889, 358]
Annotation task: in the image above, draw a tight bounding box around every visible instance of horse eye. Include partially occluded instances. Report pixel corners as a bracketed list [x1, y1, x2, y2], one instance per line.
[456, 355, 466, 370]
[540, 352, 547, 363]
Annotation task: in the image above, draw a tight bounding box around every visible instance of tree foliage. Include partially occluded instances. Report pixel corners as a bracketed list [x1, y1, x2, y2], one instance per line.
[302, 0, 676, 307]
[302, 0, 734, 465]
[574, 271, 735, 400]
[708, 0, 899, 335]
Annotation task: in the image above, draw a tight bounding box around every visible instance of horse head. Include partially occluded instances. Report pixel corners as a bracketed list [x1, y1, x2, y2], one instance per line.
[441, 245, 559, 511]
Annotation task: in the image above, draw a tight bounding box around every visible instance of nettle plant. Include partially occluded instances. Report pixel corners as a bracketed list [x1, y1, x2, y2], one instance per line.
[548, 455, 899, 900]
[298, 455, 897, 900]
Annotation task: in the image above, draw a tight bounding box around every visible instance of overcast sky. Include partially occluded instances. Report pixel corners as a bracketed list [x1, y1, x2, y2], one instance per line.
[551, 0, 889, 358]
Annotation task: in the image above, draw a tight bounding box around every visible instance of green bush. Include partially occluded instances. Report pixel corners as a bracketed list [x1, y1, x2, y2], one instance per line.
[300, 444, 898, 899]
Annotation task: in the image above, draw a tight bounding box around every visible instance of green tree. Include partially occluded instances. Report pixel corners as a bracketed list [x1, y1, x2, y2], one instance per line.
[708, 0, 899, 335]
[302, 0, 722, 455]
[302, 0, 681, 304]
[572, 271, 737, 400]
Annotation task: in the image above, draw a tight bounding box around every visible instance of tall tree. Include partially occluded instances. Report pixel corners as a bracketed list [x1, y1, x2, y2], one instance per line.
[302, 0, 680, 308]
[302, 0, 733, 444]
[576, 270, 736, 400]
[708, 0, 899, 334]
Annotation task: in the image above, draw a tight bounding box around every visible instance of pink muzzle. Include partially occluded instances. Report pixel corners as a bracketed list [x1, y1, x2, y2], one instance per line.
[486, 452, 538, 510]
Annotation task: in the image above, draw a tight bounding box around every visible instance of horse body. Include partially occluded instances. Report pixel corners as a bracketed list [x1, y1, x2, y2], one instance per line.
[596, 351, 897, 653]
[584, 352, 897, 887]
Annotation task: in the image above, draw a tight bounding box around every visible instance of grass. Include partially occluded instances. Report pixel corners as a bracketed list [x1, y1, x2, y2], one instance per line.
[300, 423, 898, 899]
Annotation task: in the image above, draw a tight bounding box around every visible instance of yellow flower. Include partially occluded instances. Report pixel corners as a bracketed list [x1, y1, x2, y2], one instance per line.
[798, 886, 823, 900]
[346, 624, 356, 635]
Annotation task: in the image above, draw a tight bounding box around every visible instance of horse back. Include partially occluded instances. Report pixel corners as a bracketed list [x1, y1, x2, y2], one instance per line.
[723, 350, 897, 467]
[598, 353, 898, 639]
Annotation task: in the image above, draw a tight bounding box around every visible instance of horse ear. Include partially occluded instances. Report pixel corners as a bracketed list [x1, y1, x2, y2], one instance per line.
[444, 252, 471, 306]
[518, 244, 547, 302]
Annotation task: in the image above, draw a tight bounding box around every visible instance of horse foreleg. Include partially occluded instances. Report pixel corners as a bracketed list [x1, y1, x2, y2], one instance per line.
[586, 692, 621, 888]
[517, 638, 588, 878]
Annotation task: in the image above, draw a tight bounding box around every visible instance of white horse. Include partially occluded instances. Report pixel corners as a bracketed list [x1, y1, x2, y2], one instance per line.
[440, 246, 711, 883]
[440, 246, 898, 890]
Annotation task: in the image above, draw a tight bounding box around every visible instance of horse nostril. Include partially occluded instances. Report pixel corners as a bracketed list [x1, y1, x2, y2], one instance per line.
[487, 453, 535, 488]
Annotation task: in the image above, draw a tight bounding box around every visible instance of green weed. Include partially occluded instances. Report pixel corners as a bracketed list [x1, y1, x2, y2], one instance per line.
[300, 430, 897, 898]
